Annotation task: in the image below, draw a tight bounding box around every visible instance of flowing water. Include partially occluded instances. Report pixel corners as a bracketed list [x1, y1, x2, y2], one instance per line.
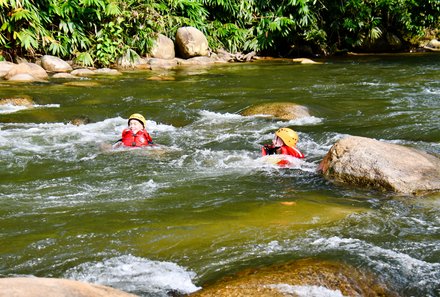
[0, 53, 439, 296]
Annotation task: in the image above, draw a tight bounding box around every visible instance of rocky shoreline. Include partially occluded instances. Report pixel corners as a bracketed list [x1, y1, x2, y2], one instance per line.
[0, 26, 261, 83]
[1, 25, 438, 83]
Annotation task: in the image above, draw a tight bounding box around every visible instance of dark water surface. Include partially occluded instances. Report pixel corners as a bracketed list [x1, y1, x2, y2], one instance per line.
[1, 53, 439, 296]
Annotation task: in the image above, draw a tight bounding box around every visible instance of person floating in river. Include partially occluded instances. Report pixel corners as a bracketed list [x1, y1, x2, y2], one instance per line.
[114, 113, 153, 148]
[262, 127, 305, 159]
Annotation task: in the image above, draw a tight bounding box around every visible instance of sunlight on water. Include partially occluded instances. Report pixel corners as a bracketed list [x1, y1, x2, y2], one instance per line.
[268, 284, 344, 297]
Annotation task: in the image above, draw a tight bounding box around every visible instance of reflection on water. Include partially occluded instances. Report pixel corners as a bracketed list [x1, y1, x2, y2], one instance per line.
[0, 54, 439, 296]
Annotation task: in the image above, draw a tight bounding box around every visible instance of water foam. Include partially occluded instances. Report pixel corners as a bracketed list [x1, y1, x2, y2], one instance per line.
[0, 117, 176, 156]
[0, 103, 60, 114]
[309, 236, 440, 291]
[268, 284, 345, 297]
[172, 109, 326, 173]
[198, 110, 243, 122]
[64, 254, 200, 296]
[229, 227, 440, 295]
[0, 104, 28, 114]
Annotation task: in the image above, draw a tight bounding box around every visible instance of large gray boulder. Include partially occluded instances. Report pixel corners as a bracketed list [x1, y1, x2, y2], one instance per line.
[0, 277, 138, 297]
[151, 34, 175, 59]
[175, 26, 209, 59]
[8, 73, 41, 82]
[0, 61, 15, 78]
[5, 62, 48, 80]
[318, 136, 440, 195]
[41, 55, 73, 72]
[424, 39, 440, 51]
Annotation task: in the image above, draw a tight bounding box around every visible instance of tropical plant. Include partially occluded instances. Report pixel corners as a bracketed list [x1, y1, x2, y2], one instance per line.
[323, 0, 439, 51]
[0, 0, 48, 57]
[0, 0, 438, 64]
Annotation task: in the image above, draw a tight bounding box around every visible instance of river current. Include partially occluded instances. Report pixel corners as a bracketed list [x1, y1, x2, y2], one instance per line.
[0, 54, 439, 296]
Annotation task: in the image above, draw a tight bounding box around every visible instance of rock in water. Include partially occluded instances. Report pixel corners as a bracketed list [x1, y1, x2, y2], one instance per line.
[189, 259, 394, 297]
[0, 277, 138, 297]
[318, 136, 440, 195]
[41, 55, 73, 72]
[175, 26, 209, 59]
[241, 102, 310, 120]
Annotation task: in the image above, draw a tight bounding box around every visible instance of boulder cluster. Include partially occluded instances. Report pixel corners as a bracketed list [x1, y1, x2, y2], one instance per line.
[0, 57, 122, 83]
[0, 26, 258, 83]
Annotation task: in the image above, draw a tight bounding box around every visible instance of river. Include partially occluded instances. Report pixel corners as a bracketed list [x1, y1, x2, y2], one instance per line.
[0, 53, 439, 296]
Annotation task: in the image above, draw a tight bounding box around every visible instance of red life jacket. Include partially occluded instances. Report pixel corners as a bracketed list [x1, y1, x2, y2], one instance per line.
[262, 144, 304, 158]
[121, 128, 153, 147]
[279, 145, 305, 158]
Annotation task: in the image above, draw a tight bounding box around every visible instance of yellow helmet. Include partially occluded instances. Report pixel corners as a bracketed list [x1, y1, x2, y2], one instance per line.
[275, 127, 299, 147]
[128, 113, 147, 128]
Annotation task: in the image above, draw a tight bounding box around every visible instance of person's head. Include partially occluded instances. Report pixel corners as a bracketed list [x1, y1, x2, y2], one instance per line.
[274, 128, 299, 147]
[128, 113, 146, 134]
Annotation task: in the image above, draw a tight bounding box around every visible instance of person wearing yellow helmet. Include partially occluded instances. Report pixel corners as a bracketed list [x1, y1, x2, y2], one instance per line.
[262, 127, 304, 159]
[128, 113, 147, 130]
[114, 113, 153, 148]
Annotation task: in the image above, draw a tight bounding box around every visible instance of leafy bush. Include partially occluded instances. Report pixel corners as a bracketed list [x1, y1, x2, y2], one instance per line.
[0, 0, 438, 65]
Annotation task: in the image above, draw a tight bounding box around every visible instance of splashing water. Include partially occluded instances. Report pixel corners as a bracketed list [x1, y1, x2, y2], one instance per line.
[1, 55, 439, 296]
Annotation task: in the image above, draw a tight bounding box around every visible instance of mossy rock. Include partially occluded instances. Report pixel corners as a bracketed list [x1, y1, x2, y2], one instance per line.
[70, 116, 92, 126]
[190, 258, 395, 297]
[292, 58, 323, 64]
[63, 81, 100, 87]
[241, 102, 310, 120]
[52, 73, 79, 79]
[147, 75, 176, 81]
[0, 96, 34, 107]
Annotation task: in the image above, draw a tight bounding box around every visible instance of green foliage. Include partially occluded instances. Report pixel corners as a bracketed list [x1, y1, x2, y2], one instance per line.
[323, 0, 440, 51]
[75, 51, 94, 67]
[95, 20, 124, 66]
[0, 0, 438, 64]
[207, 21, 255, 53]
[0, 0, 47, 55]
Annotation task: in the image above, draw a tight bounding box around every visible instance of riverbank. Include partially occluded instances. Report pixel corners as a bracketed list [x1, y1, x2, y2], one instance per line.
[1, 25, 439, 83]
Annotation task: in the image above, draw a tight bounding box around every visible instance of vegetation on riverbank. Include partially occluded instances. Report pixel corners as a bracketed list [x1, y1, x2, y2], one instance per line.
[0, 0, 439, 66]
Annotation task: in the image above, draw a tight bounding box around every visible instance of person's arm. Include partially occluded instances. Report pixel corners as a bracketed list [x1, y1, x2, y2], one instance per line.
[145, 131, 153, 145]
[112, 139, 123, 148]
[262, 144, 278, 156]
